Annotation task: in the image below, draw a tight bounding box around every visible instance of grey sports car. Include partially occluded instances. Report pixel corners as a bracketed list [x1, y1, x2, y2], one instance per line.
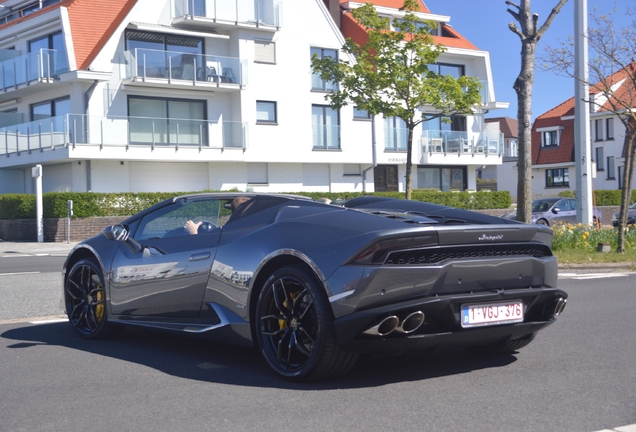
[62, 193, 567, 381]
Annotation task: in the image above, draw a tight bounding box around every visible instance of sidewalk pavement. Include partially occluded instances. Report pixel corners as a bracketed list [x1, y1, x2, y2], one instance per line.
[0, 241, 79, 257]
[1, 240, 634, 271]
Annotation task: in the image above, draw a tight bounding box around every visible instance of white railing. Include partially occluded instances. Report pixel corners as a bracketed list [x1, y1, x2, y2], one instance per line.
[173, 0, 282, 28]
[421, 130, 503, 155]
[0, 48, 69, 91]
[0, 115, 249, 156]
[124, 48, 246, 86]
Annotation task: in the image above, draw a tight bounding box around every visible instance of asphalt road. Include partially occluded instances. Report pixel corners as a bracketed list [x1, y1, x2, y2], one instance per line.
[0, 261, 635, 431]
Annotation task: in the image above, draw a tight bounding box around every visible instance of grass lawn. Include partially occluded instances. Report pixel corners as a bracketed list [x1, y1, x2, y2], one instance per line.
[554, 248, 636, 265]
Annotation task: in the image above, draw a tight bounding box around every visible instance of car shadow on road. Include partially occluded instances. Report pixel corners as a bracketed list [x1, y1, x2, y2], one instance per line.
[2, 322, 517, 390]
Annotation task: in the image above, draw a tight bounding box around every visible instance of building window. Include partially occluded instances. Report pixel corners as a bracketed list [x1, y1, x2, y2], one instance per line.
[28, 31, 69, 75]
[254, 40, 276, 64]
[125, 30, 205, 80]
[256, 101, 277, 124]
[384, 116, 407, 151]
[607, 156, 615, 180]
[546, 168, 569, 188]
[353, 106, 371, 120]
[541, 130, 560, 147]
[426, 63, 465, 78]
[606, 118, 614, 140]
[343, 164, 361, 176]
[310, 47, 338, 91]
[128, 96, 207, 145]
[595, 147, 604, 171]
[594, 119, 603, 141]
[247, 163, 268, 184]
[312, 105, 340, 149]
[417, 166, 465, 191]
[31, 97, 70, 121]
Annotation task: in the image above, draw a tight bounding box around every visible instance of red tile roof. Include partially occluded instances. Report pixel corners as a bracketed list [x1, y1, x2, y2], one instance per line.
[340, 0, 478, 51]
[340, 0, 431, 13]
[0, 0, 137, 70]
[66, 0, 137, 69]
[532, 63, 636, 166]
[485, 117, 518, 139]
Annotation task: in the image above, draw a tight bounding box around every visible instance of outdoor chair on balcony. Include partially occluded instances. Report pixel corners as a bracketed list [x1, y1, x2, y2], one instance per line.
[429, 138, 443, 153]
[221, 68, 235, 83]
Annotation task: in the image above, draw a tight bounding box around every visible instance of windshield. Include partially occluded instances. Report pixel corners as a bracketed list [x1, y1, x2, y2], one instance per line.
[532, 200, 557, 212]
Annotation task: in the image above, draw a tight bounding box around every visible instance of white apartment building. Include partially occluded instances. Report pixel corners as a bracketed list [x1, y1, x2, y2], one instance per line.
[0, 0, 508, 194]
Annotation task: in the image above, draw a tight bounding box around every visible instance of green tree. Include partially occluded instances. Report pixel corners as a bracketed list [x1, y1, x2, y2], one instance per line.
[311, 0, 482, 200]
[543, 7, 636, 252]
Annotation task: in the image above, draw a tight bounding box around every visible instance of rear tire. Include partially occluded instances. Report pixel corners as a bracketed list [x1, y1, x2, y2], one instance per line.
[536, 219, 549, 226]
[255, 265, 358, 381]
[65, 258, 120, 339]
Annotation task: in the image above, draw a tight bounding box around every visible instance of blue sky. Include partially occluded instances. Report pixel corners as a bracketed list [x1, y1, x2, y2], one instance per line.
[423, 0, 634, 121]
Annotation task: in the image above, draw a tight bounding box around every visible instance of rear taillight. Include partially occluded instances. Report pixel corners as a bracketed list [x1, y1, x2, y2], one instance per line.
[351, 235, 438, 265]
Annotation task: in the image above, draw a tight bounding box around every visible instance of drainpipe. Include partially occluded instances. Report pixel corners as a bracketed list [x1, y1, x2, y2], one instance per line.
[83, 80, 98, 192]
[362, 115, 377, 192]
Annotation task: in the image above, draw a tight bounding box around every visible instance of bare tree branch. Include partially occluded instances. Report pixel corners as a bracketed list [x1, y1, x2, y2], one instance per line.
[537, 0, 569, 39]
[508, 22, 524, 39]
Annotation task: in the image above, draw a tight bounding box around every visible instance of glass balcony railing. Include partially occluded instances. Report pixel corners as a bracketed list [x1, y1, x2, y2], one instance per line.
[173, 0, 282, 28]
[421, 130, 502, 155]
[0, 0, 62, 25]
[479, 80, 491, 105]
[0, 115, 248, 156]
[0, 48, 69, 91]
[124, 49, 245, 86]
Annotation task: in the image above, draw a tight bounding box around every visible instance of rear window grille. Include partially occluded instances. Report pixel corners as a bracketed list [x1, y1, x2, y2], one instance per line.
[385, 244, 552, 265]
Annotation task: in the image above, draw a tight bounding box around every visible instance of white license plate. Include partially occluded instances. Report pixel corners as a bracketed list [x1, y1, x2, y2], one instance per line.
[461, 300, 524, 328]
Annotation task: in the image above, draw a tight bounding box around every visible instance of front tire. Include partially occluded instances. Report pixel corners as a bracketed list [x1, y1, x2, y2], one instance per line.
[536, 219, 549, 226]
[64, 258, 117, 339]
[255, 265, 358, 381]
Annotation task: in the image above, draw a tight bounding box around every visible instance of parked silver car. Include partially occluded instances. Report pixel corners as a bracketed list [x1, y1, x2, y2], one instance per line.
[611, 202, 636, 227]
[502, 198, 601, 227]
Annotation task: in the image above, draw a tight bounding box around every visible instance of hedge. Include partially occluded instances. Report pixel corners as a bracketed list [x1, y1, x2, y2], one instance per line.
[0, 190, 512, 220]
[558, 189, 636, 206]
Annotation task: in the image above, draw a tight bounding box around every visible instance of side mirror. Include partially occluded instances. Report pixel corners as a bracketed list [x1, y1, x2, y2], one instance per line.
[103, 225, 142, 254]
[552, 208, 560, 214]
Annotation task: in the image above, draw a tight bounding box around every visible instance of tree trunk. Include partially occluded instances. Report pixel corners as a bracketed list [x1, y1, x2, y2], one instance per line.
[617, 130, 636, 252]
[514, 40, 536, 223]
[405, 125, 414, 200]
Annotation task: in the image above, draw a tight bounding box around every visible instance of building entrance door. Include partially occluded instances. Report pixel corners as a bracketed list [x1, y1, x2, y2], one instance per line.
[374, 165, 399, 192]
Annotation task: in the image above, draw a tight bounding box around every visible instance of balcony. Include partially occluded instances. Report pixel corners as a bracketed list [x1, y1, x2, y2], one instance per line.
[420, 130, 503, 164]
[172, 0, 282, 31]
[123, 49, 247, 91]
[0, 114, 248, 158]
[0, 0, 62, 25]
[0, 48, 69, 100]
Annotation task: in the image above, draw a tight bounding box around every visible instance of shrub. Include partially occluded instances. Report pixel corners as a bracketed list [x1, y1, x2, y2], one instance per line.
[0, 190, 513, 220]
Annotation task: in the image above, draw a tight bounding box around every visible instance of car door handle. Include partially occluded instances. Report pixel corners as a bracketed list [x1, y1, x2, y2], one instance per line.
[189, 252, 211, 262]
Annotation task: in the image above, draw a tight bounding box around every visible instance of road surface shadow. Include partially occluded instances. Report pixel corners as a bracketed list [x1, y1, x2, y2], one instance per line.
[2, 322, 517, 390]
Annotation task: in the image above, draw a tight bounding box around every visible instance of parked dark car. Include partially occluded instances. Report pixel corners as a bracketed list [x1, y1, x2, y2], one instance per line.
[501, 198, 601, 226]
[62, 193, 566, 381]
[611, 202, 636, 226]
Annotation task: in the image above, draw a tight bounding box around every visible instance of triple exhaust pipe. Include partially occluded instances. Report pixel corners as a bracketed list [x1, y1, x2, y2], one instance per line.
[363, 311, 425, 337]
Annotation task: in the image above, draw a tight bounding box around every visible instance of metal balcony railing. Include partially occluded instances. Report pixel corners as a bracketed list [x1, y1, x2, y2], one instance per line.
[124, 48, 246, 86]
[0, 48, 69, 91]
[0, 115, 248, 156]
[173, 0, 282, 28]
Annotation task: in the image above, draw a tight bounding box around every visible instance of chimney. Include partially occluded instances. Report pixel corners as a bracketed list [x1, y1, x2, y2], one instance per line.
[323, 0, 341, 28]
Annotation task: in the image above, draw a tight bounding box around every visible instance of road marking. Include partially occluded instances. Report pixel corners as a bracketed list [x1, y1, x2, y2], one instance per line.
[594, 423, 636, 432]
[0, 272, 41, 276]
[0, 314, 67, 325]
[559, 272, 630, 280]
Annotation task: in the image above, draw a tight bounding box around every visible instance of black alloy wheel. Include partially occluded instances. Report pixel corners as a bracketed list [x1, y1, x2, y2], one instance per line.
[255, 265, 357, 381]
[65, 258, 116, 339]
